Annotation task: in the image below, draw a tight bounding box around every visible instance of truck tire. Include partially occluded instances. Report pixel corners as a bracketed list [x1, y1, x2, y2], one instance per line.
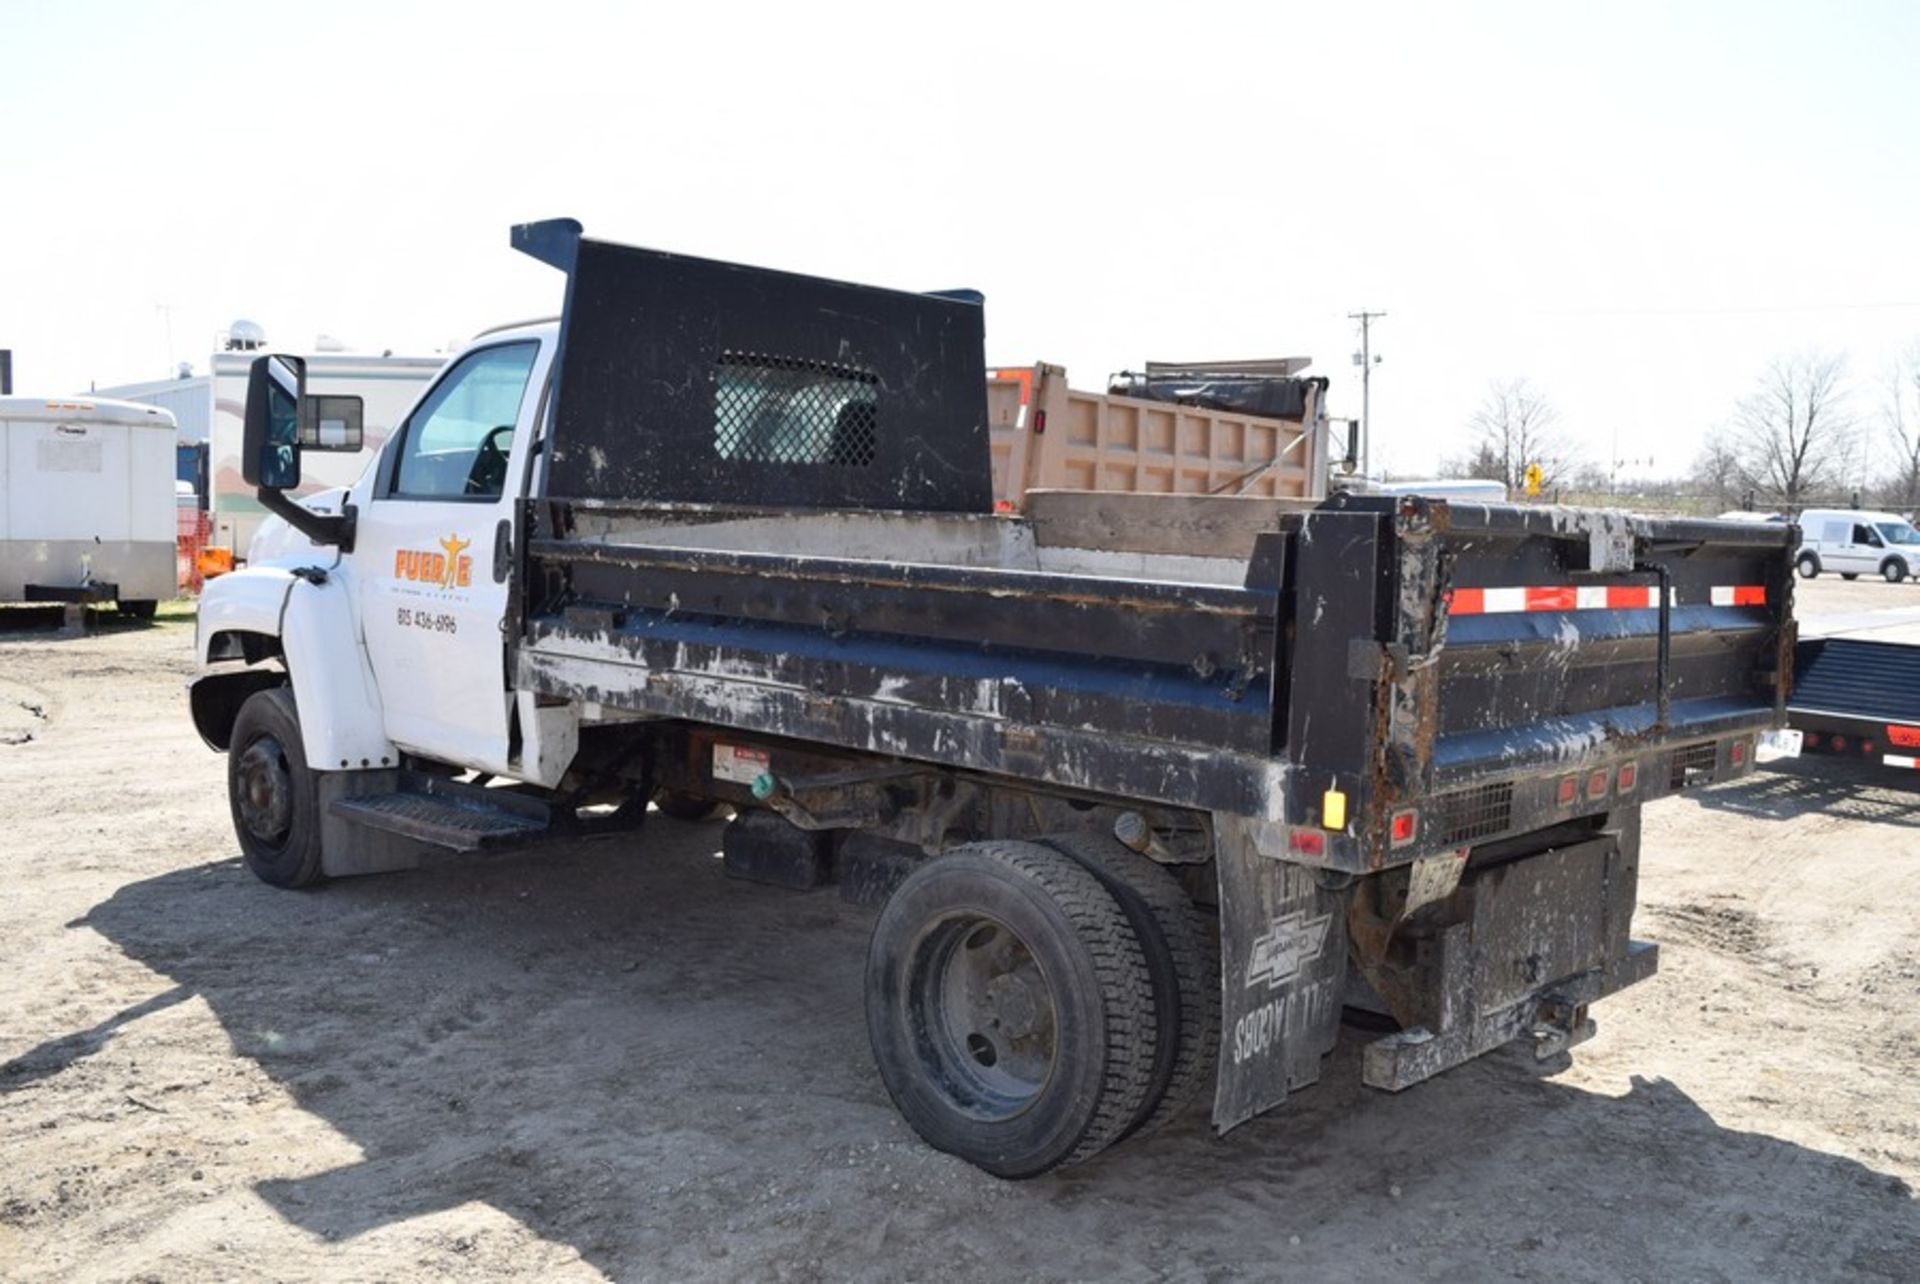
[115, 599, 158, 619]
[653, 789, 722, 822]
[1882, 559, 1907, 584]
[865, 839, 1158, 1178]
[227, 688, 325, 889]
[1796, 553, 1820, 579]
[1041, 831, 1219, 1140]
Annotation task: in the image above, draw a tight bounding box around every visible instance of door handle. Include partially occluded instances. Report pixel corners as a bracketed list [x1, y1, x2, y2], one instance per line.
[492, 518, 513, 583]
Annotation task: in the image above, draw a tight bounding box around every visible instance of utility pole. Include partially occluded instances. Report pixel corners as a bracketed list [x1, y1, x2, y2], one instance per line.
[1349, 311, 1386, 479]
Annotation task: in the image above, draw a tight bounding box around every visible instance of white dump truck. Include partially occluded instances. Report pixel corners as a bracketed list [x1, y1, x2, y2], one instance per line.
[185, 221, 1799, 1179]
[0, 395, 178, 614]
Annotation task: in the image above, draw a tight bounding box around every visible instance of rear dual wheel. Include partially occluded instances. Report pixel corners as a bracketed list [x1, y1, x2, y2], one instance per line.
[1040, 832, 1219, 1141]
[865, 836, 1216, 1177]
[866, 841, 1156, 1177]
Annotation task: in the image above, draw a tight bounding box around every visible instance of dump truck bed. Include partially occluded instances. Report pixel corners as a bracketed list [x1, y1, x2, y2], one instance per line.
[512, 488, 1796, 870]
[985, 362, 1327, 508]
[506, 227, 1797, 868]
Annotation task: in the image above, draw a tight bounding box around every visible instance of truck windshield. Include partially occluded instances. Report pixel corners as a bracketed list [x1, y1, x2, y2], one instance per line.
[1876, 523, 1920, 546]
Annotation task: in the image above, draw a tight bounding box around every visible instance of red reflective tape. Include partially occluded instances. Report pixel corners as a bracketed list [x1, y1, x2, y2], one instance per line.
[1449, 583, 1679, 615]
[1606, 585, 1653, 609]
[1733, 585, 1767, 606]
[1526, 585, 1579, 612]
[1450, 587, 1486, 615]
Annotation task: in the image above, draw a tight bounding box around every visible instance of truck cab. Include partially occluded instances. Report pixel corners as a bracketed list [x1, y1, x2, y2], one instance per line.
[194, 321, 565, 789]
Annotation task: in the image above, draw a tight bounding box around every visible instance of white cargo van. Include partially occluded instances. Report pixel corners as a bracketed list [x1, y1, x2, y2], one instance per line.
[1795, 508, 1920, 583]
[0, 396, 178, 614]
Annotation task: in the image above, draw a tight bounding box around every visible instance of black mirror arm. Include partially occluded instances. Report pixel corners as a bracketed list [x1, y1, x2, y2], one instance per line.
[256, 487, 356, 553]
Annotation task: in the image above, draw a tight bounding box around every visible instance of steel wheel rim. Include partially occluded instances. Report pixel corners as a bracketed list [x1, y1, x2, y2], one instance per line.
[234, 734, 293, 848]
[906, 912, 1058, 1121]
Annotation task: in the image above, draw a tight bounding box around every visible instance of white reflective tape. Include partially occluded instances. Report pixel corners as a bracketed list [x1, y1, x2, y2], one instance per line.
[1709, 586, 1734, 606]
[1481, 587, 1527, 614]
[1575, 585, 1608, 610]
[1885, 754, 1920, 769]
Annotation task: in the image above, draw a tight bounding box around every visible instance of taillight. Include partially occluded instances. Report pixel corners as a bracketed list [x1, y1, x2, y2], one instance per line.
[1730, 740, 1747, 766]
[1288, 829, 1326, 856]
[1804, 733, 1821, 748]
[1863, 741, 1876, 755]
[1557, 776, 1578, 806]
[1585, 769, 1610, 801]
[1617, 763, 1638, 794]
[1831, 736, 1848, 753]
[1390, 810, 1418, 847]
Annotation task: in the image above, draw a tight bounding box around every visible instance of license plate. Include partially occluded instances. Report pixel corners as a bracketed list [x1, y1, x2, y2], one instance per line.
[1757, 729, 1803, 762]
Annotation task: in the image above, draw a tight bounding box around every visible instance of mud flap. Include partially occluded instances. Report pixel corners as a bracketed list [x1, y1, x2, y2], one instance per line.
[1211, 813, 1349, 1132]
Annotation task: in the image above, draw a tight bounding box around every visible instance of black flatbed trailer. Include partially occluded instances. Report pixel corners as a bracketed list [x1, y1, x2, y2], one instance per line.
[1789, 610, 1920, 770]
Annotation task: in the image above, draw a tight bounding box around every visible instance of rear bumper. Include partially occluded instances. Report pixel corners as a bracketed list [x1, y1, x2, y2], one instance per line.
[1349, 829, 1654, 1092]
[1363, 939, 1658, 1091]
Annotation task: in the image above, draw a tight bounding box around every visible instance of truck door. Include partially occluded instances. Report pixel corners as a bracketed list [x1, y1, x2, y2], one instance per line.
[353, 340, 545, 772]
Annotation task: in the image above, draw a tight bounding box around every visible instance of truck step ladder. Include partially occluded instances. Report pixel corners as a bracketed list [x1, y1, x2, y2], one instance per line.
[329, 771, 555, 852]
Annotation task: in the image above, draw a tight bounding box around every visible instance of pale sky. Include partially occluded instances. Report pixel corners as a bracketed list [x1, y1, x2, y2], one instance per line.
[4, 0, 1917, 481]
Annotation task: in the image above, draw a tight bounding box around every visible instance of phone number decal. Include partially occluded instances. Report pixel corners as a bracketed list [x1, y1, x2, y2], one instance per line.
[396, 607, 457, 635]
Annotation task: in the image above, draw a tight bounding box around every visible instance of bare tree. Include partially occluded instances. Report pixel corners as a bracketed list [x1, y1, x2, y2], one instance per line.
[1691, 429, 1747, 510]
[1727, 352, 1853, 505]
[1880, 343, 1920, 513]
[1463, 378, 1576, 490]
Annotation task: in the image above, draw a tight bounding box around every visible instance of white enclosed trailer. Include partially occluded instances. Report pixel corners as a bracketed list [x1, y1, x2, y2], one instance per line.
[0, 396, 178, 612]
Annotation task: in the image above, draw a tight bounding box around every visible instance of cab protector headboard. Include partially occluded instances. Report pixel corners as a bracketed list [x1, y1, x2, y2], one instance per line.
[519, 221, 993, 513]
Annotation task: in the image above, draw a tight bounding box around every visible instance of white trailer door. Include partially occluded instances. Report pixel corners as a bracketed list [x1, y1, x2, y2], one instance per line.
[353, 341, 544, 773]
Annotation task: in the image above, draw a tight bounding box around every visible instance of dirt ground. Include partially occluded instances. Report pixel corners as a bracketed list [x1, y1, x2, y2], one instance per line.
[2, 578, 1917, 1282]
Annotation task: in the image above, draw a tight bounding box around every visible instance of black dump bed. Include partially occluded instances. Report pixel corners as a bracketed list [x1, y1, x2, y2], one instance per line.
[508, 224, 1799, 871]
[1280, 497, 1795, 864]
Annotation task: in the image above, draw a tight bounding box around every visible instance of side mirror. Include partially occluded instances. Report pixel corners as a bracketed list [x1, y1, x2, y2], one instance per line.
[242, 355, 306, 489]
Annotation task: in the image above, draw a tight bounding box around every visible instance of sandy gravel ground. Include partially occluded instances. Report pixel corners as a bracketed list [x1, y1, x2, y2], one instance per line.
[1, 579, 1917, 1282]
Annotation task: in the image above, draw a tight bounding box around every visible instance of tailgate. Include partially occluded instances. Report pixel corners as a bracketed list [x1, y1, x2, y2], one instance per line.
[1281, 497, 1796, 868]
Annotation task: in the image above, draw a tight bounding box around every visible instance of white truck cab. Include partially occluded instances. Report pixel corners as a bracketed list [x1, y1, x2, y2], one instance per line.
[192, 321, 571, 838]
[1795, 508, 1920, 583]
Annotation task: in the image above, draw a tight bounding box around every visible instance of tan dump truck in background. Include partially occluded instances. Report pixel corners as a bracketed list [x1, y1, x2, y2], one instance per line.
[986, 359, 1336, 508]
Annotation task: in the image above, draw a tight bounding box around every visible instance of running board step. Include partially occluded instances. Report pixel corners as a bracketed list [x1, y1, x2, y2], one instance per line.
[328, 771, 555, 852]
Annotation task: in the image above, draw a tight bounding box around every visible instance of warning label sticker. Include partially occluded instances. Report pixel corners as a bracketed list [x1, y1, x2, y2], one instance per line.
[712, 744, 771, 785]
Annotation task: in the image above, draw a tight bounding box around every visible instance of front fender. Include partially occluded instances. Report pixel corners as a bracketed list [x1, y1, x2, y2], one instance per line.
[197, 566, 298, 666]
[196, 567, 396, 770]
